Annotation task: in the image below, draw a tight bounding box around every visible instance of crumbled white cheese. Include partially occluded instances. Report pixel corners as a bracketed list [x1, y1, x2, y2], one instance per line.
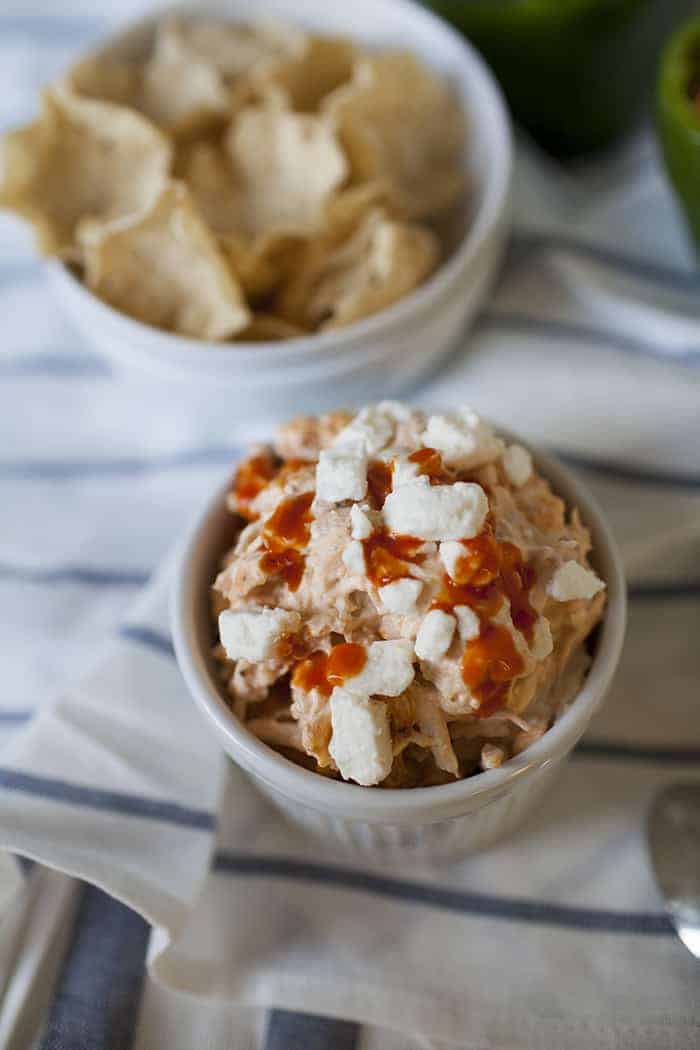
[343, 639, 415, 697]
[547, 561, 605, 602]
[383, 476, 488, 541]
[415, 609, 456, 661]
[316, 448, 367, 503]
[391, 456, 420, 490]
[423, 408, 504, 469]
[349, 503, 374, 540]
[331, 405, 394, 455]
[502, 444, 533, 488]
[376, 400, 412, 422]
[480, 743, 504, 770]
[342, 540, 366, 576]
[378, 577, 423, 614]
[329, 688, 393, 786]
[218, 607, 300, 663]
[531, 616, 553, 661]
[453, 604, 481, 641]
[439, 540, 464, 579]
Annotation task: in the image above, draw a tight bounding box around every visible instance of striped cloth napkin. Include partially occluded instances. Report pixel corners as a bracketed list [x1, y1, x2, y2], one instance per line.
[1, 5, 699, 1049]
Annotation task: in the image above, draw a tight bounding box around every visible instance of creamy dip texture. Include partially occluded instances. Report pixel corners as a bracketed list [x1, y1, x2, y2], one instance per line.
[212, 403, 605, 788]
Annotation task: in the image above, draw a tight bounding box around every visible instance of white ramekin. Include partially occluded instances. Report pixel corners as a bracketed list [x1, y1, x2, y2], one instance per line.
[171, 429, 627, 859]
[46, 0, 512, 422]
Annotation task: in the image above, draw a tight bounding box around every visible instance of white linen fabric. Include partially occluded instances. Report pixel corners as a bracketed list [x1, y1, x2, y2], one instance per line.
[0, 5, 699, 1050]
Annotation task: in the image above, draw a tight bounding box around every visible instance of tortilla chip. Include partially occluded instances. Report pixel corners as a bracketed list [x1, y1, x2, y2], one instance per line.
[325, 52, 465, 220]
[223, 106, 347, 239]
[237, 313, 306, 341]
[276, 208, 439, 329]
[7, 18, 459, 341]
[175, 140, 304, 299]
[142, 59, 229, 137]
[141, 19, 233, 136]
[258, 35, 355, 112]
[160, 16, 305, 81]
[66, 53, 141, 110]
[174, 141, 241, 233]
[220, 231, 304, 302]
[80, 181, 250, 340]
[323, 180, 393, 242]
[67, 22, 238, 138]
[0, 87, 171, 256]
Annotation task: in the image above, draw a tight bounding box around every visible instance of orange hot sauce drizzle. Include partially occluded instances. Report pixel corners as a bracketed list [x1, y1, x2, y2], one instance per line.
[365, 449, 449, 512]
[366, 459, 394, 509]
[292, 642, 367, 698]
[362, 529, 425, 587]
[260, 490, 314, 592]
[407, 447, 451, 485]
[363, 455, 440, 586]
[232, 453, 279, 520]
[432, 529, 537, 718]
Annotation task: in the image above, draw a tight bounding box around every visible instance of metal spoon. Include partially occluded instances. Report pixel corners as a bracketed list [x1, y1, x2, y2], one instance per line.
[647, 783, 700, 959]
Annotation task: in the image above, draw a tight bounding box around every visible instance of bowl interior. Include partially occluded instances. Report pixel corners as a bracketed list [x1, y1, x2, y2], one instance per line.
[172, 427, 627, 824]
[59, 0, 512, 361]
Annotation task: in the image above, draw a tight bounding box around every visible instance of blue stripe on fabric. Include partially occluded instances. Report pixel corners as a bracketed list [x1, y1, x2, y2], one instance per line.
[554, 450, 700, 489]
[265, 1011, 360, 1050]
[15, 307, 699, 378]
[13, 563, 695, 601]
[0, 564, 149, 587]
[480, 310, 700, 364]
[575, 741, 700, 764]
[0, 768, 215, 829]
[38, 883, 148, 1050]
[1, 443, 698, 489]
[0, 15, 105, 43]
[0, 709, 33, 724]
[511, 231, 700, 293]
[0, 727, 692, 837]
[0, 445, 240, 480]
[212, 852, 673, 935]
[0, 353, 110, 378]
[628, 581, 700, 600]
[118, 624, 175, 659]
[1, 560, 698, 601]
[0, 260, 42, 284]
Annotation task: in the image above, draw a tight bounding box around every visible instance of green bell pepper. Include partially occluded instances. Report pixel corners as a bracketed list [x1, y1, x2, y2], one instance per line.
[426, 0, 699, 156]
[657, 13, 700, 253]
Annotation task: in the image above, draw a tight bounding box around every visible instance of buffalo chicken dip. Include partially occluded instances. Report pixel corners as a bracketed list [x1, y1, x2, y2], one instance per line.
[212, 404, 605, 787]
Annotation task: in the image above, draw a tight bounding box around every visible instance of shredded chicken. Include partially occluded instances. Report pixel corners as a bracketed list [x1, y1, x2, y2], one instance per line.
[212, 405, 606, 787]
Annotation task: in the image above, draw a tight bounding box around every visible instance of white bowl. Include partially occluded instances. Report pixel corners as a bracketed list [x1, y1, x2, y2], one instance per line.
[171, 428, 627, 860]
[47, 0, 512, 421]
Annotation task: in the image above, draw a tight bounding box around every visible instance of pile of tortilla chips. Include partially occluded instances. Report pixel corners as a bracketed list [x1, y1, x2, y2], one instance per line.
[0, 17, 466, 341]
